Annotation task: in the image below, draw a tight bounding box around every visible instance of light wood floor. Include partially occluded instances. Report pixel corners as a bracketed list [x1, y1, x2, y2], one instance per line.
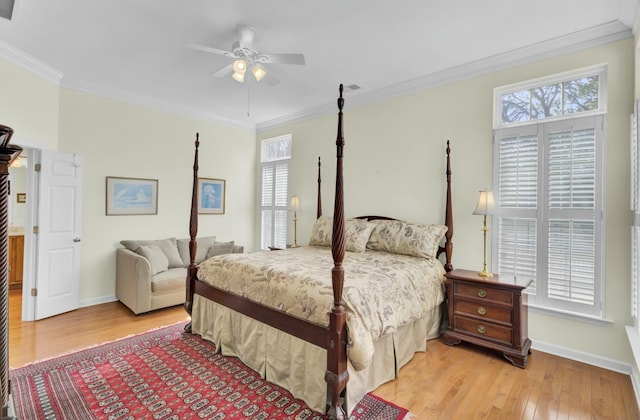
[8, 289, 639, 419]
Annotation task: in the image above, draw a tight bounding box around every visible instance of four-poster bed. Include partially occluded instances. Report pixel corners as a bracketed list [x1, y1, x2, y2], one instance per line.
[184, 85, 454, 418]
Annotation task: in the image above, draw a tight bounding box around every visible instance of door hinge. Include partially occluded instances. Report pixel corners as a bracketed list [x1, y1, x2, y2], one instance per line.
[34, 163, 41, 172]
[30, 288, 37, 297]
[33, 226, 39, 234]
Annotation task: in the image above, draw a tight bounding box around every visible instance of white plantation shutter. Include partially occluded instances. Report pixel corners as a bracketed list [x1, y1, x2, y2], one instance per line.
[259, 135, 291, 250]
[494, 115, 603, 316]
[260, 161, 290, 249]
[546, 122, 598, 307]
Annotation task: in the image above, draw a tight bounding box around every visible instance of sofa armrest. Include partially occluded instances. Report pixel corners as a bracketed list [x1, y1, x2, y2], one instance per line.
[116, 248, 153, 314]
[232, 245, 244, 253]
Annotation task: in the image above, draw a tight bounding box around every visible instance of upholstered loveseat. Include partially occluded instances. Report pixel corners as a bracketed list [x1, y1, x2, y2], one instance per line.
[116, 236, 243, 314]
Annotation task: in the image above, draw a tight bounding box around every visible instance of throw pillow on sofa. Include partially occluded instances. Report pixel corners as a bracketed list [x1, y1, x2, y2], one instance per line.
[120, 237, 183, 268]
[135, 244, 169, 275]
[206, 241, 235, 259]
[177, 236, 216, 266]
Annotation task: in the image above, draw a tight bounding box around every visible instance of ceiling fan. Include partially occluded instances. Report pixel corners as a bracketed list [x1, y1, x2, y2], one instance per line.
[185, 24, 306, 84]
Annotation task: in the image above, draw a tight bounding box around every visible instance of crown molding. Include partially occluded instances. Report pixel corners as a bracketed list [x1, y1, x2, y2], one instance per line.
[59, 77, 256, 132]
[0, 38, 62, 84]
[256, 20, 632, 133]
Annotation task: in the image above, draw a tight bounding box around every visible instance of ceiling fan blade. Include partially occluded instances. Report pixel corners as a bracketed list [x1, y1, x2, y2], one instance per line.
[236, 24, 256, 48]
[211, 63, 233, 78]
[260, 53, 306, 65]
[184, 42, 235, 58]
[265, 73, 280, 86]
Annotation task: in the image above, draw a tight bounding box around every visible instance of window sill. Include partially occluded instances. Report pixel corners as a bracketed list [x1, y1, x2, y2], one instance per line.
[526, 303, 612, 326]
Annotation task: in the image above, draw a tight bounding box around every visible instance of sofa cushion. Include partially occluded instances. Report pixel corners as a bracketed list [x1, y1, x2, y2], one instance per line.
[177, 236, 216, 266]
[206, 241, 235, 259]
[121, 237, 183, 268]
[136, 244, 169, 275]
[151, 267, 187, 294]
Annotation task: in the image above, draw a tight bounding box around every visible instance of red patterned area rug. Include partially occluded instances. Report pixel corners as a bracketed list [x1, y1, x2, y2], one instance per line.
[10, 321, 411, 419]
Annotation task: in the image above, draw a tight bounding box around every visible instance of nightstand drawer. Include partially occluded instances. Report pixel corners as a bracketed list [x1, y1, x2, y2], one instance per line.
[455, 300, 512, 324]
[454, 315, 513, 346]
[455, 282, 513, 306]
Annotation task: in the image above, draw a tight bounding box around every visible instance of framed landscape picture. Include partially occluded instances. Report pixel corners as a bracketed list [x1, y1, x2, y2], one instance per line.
[198, 178, 225, 214]
[106, 176, 158, 215]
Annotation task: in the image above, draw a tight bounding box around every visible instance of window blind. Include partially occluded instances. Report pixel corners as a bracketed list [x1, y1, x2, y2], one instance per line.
[494, 115, 603, 316]
[260, 161, 289, 250]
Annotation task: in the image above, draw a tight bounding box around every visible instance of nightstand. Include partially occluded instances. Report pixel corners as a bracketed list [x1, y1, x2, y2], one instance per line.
[442, 269, 533, 368]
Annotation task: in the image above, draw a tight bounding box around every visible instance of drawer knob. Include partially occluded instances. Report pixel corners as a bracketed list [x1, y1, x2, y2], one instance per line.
[477, 325, 486, 334]
[477, 289, 487, 298]
[477, 306, 487, 315]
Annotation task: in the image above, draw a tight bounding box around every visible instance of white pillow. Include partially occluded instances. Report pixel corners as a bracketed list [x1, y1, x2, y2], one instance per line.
[136, 244, 169, 275]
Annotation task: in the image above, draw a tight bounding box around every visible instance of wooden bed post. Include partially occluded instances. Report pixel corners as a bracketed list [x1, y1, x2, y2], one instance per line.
[0, 125, 20, 419]
[444, 140, 454, 272]
[326, 85, 348, 419]
[317, 157, 322, 219]
[184, 133, 200, 332]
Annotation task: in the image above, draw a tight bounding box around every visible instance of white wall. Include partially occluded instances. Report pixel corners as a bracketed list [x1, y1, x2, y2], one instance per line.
[259, 38, 635, 366]
[57, 88, 256, 302]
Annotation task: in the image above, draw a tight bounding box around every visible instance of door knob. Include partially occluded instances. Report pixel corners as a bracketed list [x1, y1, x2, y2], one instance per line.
[73, 238, 81, 242]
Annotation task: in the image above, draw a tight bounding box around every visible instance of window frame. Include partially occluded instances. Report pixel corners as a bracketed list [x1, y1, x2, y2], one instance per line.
[493, 64, 607, 130]
[492, 105, 605, 318]
[258, 134, 292, 251]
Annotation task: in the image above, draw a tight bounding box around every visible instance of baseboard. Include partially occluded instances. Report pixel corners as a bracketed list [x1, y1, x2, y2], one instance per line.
[531, 339, 632, 375]
[79, 294, 117, 308]
[532, 336, 640, 413]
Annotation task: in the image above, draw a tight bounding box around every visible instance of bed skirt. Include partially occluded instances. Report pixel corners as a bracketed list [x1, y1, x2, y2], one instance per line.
[191, 294, 442, 414]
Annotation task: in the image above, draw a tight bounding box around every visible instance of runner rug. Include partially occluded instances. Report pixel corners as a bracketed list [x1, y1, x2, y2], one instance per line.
[10, 321, 411, 419]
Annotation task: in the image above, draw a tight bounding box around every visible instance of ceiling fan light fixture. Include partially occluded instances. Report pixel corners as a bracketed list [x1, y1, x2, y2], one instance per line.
[232, 59, 247, 83]
[251, 64, 267, 82]
[232, 71, 245, 83]
[232, 59, 247, 74]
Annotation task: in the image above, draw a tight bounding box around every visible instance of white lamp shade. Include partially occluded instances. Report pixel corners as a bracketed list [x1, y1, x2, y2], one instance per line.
[290, 195, 300, 211]
[252, 64, 267, 82]
[232, 59, 247, 83]
[232, 59, 247, 73]
[232, 72, 245, 83]
[473, 190, 495, 215]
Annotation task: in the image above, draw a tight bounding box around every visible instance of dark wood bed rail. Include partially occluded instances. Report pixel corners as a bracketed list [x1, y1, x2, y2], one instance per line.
[184, 85, 453, 419]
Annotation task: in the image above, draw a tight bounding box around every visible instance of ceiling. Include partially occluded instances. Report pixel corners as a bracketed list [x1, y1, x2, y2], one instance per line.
[0, 1, 637, 130]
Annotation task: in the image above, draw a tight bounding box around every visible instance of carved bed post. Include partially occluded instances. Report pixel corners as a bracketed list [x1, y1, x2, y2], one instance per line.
[326, 85, 348, 419]
[184, 133, 200, 332]
[0, 124, 21, 419]
[317, 157, 322, 219]
[444, 140, 454, 272]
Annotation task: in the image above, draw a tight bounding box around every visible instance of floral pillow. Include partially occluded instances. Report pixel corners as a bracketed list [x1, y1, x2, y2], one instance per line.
[309, 216, 376, 253]
[367, 220, 448, 259]
[309, 215, 333, 247]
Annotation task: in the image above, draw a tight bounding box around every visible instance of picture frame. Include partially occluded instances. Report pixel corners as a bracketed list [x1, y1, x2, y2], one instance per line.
[16, 193, 26, 203]
[198, 178, 225, 214]
[106, 176, 158, 216]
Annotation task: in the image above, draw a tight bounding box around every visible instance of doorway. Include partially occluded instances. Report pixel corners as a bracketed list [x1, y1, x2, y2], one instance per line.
[8, 151, 28, 300]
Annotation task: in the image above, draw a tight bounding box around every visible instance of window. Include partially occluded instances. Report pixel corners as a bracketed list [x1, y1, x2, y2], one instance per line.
[493, 67, 604, 317]
[259, 135, 291, 250]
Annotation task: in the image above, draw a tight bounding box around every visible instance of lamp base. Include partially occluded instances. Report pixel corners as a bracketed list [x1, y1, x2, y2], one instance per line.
[478, 269, 493, 278]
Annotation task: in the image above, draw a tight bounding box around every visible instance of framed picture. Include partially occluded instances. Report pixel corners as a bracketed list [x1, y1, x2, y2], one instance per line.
[16, 193, 26, 203]
[106, 176, 158, 215]
[198, 178, 225, 214]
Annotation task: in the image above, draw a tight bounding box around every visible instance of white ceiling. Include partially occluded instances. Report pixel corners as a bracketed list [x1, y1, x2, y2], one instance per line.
[0, 1, 637, 130]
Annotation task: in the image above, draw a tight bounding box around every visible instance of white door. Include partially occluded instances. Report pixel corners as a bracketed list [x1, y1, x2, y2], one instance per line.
[33, 150, 83, 320]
